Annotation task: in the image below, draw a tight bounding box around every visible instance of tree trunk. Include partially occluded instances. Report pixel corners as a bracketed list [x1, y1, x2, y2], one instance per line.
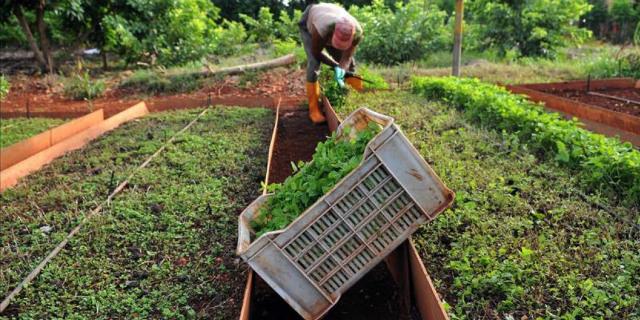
[36, 0, 54, 73]
[102, 50, 108, 70]
[13, 5, 48, 71]
[200, 53, 296, 78]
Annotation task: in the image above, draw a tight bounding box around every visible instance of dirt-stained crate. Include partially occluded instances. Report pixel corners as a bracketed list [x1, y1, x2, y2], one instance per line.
[237, 108, 454, 320]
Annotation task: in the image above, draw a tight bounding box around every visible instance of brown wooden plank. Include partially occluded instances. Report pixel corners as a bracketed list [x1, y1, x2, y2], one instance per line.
[1, 103, 148, 191]
[50, 109, 104, 145]
[1, 109, 104, 171]
[409, 237, 449, 320]
[239, 271, 254, 320]
[1, 130, 51, 171]
[321, 96, 341, 132]
[517, 78, 635, 91]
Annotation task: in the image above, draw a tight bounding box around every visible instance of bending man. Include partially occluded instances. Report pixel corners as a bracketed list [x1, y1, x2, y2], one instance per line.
[299, 2, 364, 124]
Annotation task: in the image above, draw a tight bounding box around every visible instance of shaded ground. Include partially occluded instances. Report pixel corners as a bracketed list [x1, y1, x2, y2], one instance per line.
[554, 88, 640, 117]
[0, 68, 306, 118]
[252, 263, 411, 320]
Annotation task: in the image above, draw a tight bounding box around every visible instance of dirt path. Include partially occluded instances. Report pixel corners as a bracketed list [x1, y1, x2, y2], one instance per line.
[1, 68, 306, 118]
[268, 110, 329, 184]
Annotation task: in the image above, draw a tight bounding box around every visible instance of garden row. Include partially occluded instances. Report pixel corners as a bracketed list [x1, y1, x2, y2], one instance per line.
[336, 91, 639, 318]
[412, 76, 640, 207]
[0, 107, 272, 318]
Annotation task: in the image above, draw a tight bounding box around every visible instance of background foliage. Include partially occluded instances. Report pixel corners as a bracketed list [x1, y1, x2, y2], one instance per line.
[350, 0, 450, 64]
[467, 0, 592, 57]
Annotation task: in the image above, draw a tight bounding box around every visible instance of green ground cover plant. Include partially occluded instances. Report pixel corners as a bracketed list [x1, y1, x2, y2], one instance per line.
[412, 76, 640, 206]
[252, 122, 381, 237]
[0, 118, 65, 148]
[0, 107, 272, 318]
[337, 91, 639, 319]
[0, 75, 9, 100]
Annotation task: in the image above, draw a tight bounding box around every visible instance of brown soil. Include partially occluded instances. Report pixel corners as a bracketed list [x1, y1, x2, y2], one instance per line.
[0, 68, 306, 118]
[553, 88, 640, 117]
[268, 110, 329, 184]
[250, 263, 412, 320]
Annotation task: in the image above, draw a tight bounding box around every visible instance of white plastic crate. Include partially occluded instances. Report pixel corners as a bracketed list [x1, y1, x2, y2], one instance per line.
[237, 108, 454, 320]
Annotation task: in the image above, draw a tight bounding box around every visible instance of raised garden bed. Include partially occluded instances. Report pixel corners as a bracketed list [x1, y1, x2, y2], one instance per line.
[507, 78, 640, 145]
[541, 87, 640, 117]
[0, 107, 273, 318]
[338, 90, 639, 319]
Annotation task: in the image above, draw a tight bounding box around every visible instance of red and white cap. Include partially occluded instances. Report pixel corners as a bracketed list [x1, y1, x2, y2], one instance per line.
[332, 18, 355, 50]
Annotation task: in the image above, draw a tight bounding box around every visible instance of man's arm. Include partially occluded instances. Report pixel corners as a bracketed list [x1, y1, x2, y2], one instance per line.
[339, 37, 360, 69]
[310, 26, 340, 68]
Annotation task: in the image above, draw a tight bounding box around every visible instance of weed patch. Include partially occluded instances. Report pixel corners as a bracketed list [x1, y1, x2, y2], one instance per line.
[63, 72, 105, 100]
[119, 67, 204, 95]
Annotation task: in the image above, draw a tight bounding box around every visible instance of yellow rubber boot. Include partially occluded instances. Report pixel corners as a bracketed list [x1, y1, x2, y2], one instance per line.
[345, 77, 364, 92]
[306, 81, 326, 124]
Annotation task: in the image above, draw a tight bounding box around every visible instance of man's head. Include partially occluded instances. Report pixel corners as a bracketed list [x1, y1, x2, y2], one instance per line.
[332, 17, 355, 50]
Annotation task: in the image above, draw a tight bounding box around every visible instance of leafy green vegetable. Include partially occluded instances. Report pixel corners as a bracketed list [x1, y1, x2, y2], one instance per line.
[320, 65, 349, 109]
[412, 76, 640, 206]
[252, 122, 381, 236]
[357, 66, 389, 90]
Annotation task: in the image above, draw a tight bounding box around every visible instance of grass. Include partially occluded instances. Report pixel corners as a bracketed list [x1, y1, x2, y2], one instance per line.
[370, 42, 637, 87]
[373, 58, 586, 87]
[0, 118, 66, 148]
[0, 107, 273, 318]
[336, 91, 639, 319]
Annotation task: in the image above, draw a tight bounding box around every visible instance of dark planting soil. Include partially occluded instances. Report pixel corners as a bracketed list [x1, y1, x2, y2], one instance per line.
[268, 110, 329, 184]
[554, 88, 640, 117]
[251, 263, 412, 320]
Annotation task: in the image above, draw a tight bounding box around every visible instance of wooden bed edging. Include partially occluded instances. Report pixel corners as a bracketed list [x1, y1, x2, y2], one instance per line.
[507, 84, 640, 138]
[0, 102, 149, 192]
[1, 109, 104, 171]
